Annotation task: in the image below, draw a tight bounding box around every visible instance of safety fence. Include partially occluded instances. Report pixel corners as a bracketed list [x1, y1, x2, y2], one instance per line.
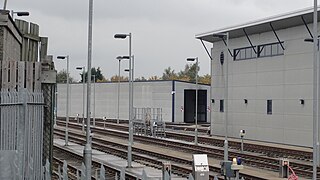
[44, 158, 206, 180]
[133, 107, 166, 137]
[0, 89, 44, 180]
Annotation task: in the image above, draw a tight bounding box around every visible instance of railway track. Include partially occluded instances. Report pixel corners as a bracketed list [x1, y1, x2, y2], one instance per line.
[56, 120, 319, 178]
[53, 143, 138, 180]
[54, 128, 267, 180]
[63, 118, 312, 161]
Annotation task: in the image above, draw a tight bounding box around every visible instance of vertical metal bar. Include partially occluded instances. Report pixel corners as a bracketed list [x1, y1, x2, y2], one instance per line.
[66, 56, 70, 146]
[93, 75, 95, 126]
[82, 68, 85, 132]
[224, 33, 229, 162]
[195, 58, 198, 145]
[18, 89, 27, 179]
[127, 33, 133, 168]
[117, 59, 121, 124]
[84, 0, 93, 178]
[313, 1, 318, 179]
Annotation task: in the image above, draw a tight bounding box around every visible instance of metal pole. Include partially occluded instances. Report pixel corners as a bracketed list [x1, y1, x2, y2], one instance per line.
[82, 67, 85, 132]
[313, 0, 318, 179]
[3, 0, 7, 10]
[241, 137, 244, 153]
[127, 33, 133, 168]
[117, 59, 121, 124]
[54, 91, 58, 127]
[65, 56, 70, 146]
[195, 58, 198, 145]
[224, 33, 229, 162]
[84, 0, 93, 178]
[93, 75, 96, 127]
[210, 44, 213, 136]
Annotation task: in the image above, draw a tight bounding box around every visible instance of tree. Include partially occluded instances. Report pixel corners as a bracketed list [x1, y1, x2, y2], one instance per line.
[110, 75, 129, 82]
[199, 74, 211, 85]
[148, 76, 161, 80]
[162, 67, 177, 80]
[178, 63, 199, 83]
[79, 67, 105, 82]
[135, 76, 147, 81]
[57, 70, 74, 83]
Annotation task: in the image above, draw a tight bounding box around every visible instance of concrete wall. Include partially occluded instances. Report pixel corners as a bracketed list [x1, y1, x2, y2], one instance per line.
[57, 80, 210, 123]
[211, 23, 315, 147]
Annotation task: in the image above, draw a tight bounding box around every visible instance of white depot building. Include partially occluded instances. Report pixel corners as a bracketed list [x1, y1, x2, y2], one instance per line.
[57, 80, 210, 123]
[197, 7, 319, 147]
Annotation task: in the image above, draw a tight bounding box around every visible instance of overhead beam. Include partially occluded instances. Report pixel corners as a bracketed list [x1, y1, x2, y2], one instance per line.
[269, 22, 285, 50]
[301, 15, 313, 38]
[221, 38, 234, 57]
[243, 28, 257, 54]
[200, 38, 213, 60]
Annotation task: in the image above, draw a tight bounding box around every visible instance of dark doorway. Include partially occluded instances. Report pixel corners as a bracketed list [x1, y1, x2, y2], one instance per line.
[184, 89, 207, 123]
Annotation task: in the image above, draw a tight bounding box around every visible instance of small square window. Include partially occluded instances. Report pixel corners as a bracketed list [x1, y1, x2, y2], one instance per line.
[267, 100, 272, 115]
[220, 100, 224, 112]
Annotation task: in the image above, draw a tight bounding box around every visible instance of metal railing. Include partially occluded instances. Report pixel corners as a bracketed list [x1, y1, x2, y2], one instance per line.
[133, 107, 165, 137]
[0, 89, 44, 180]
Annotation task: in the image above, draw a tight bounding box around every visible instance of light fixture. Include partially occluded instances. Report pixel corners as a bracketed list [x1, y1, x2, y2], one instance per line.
[300, 99, 305, 105]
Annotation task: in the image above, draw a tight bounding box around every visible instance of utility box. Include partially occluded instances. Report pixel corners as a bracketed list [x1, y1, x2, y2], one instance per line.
[279, 158, 289, 178]
[162, 161, 171, 180]
[220, 161, 235, 178]
[192, 154, 209, 180]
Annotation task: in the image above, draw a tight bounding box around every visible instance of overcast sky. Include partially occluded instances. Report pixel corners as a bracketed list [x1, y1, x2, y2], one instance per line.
[9, 0, 313, 81]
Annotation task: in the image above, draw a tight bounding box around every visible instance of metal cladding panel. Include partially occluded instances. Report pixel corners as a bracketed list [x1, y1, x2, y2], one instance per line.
[211, 23, 314, 147]
[58, 81, 175, 122]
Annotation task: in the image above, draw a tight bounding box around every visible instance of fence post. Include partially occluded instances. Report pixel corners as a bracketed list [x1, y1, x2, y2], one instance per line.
[63, 160, 68, 180]
[58, 164, 62, 180]
[120, 167, 125, 180]
[17, 89, 28, 179]
[44, 159, 51, 180]
[81, 163, 86, 180]
[100, 164, 105, 180]
[142, 169, 147, 180]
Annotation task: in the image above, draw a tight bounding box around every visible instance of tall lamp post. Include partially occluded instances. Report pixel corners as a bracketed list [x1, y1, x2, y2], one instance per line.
[213, 32, 229, 162]
[83, 0, 94, 178]
[114, 33, 133, 168]
[305, 2, 320, 179]
[313, 1, 318, 179]
[187, 57, 199, 145]
[76, 66, 86, 132]
[57, 55, 70, 146]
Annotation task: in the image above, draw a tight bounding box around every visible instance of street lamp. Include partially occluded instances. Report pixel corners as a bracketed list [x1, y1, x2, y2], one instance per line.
[11, 11, 29, 18]
[213, 32, 229, 162]
[312, 1, 318, 179]
[305, 2, 319, 178]
[76, 66, 86, 132]
[114, 33, 133, 168]
[187, 57, 199, 145]
[57, 55, 70, 146]
[84, 0, 94, 178]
